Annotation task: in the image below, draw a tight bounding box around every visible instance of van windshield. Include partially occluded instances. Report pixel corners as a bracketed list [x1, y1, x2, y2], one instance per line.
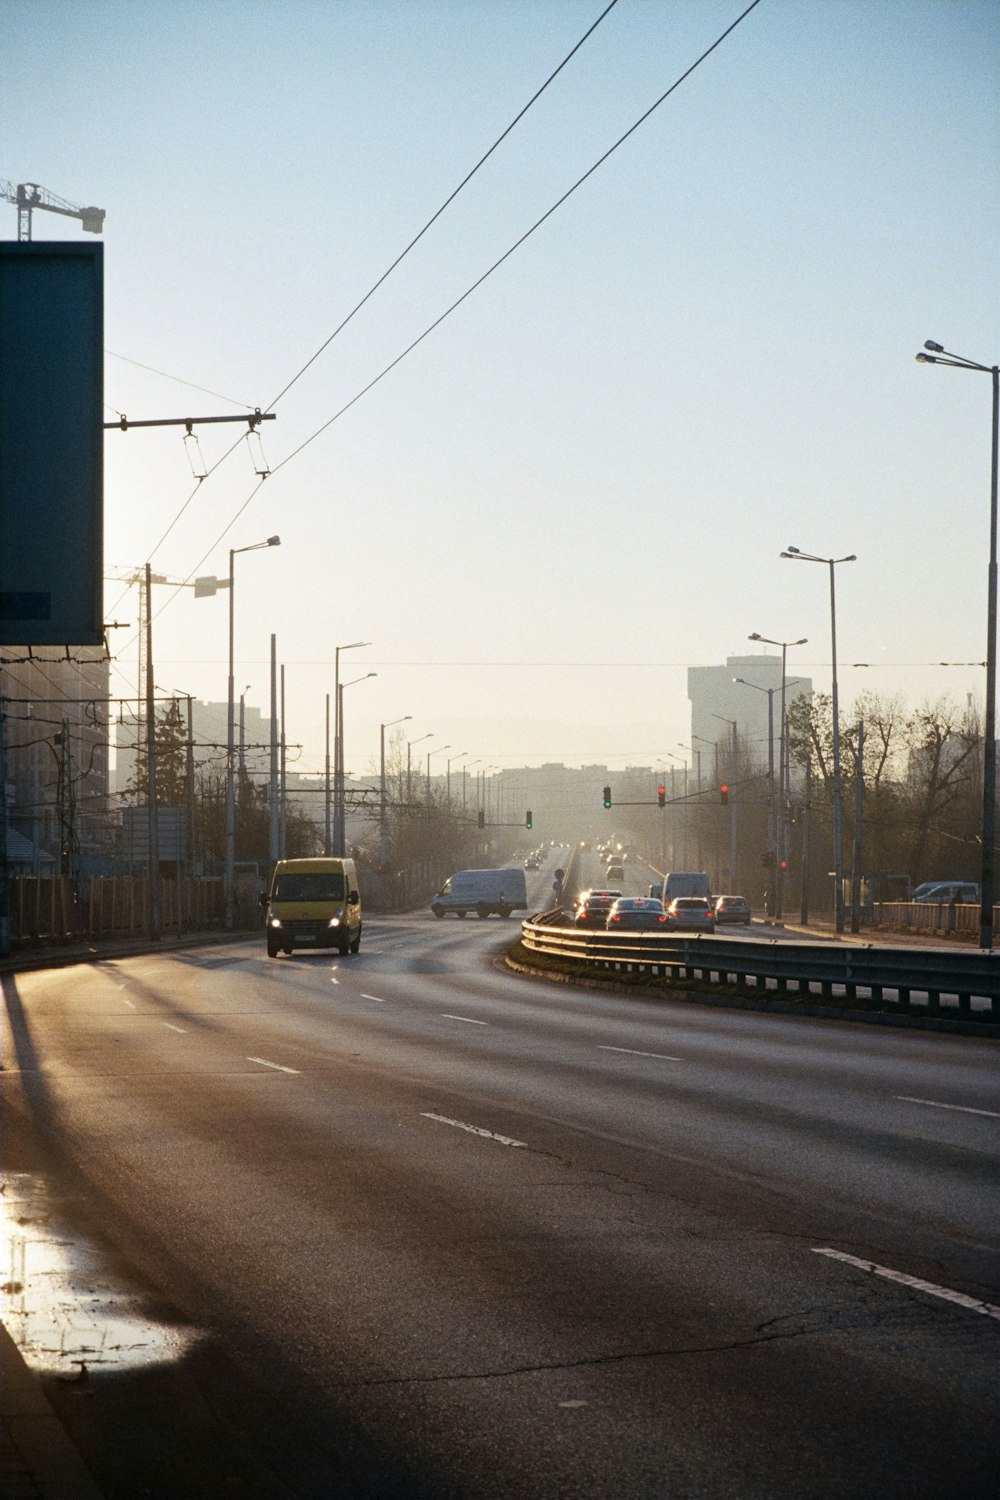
[272, 873, 345, 901]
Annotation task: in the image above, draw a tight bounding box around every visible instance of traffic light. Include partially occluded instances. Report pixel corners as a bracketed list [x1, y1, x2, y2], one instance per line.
[477, 809, 485, 829]
[525, 810, 533, 829]
[719, 783, 729, 805]
[779, 857, 788, 871]
[761, 850, 776, 869]
[657, 784, 666, 808]
[603, 785, 612, 809]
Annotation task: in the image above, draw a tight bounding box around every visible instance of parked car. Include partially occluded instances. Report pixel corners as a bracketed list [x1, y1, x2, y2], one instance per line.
[714, 894, 751, 925]
[665, 896, 716, 932]
[912, 882, 979, 904]
[574, 889, 622, 927]
[606, 897, 669, 930]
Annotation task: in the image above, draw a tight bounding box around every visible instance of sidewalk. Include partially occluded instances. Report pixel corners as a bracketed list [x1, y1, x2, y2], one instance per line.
[1, 1327, 104, 1500]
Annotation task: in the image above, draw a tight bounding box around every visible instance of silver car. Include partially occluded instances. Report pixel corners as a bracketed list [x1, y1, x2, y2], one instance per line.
[665, 896, 715, 932]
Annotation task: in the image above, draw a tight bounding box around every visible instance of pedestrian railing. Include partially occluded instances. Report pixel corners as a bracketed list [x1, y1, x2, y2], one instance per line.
[520, 910, 999, 1021]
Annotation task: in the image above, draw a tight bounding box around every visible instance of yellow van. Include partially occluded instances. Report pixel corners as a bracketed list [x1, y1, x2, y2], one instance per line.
[263, 857, 361, 957]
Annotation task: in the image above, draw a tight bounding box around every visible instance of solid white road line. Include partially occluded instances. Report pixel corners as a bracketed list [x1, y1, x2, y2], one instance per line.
[247, 1057, 301, 1075]
[421, 1113, 526, 1148]
[812, 1247, 1000, 1321]
[440, 1013, 487, 1025]
[360, 994, 385, 1002]
[162, 1023, 187, 1034]
[598, 1045, 682, 1062]
[896, 1095, 1000, 1120]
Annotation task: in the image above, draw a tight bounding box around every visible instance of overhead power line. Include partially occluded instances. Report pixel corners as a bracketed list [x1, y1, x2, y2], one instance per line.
[265, 0, 621, 411]
[133, 0, 763, 643]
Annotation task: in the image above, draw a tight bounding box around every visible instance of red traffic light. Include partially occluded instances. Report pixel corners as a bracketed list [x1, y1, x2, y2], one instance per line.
[719, 783, 729, 805]
[657, 784, 666, 807]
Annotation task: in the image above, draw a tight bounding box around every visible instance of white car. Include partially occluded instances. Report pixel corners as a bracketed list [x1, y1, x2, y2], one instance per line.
[665, 897, 715, 933]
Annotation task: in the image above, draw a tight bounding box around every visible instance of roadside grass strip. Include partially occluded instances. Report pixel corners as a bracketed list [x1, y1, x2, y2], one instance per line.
[421, 1112, 526, 1148]
[813, 1248, 1000, 1321]
[896, 1095, 1000, 1119]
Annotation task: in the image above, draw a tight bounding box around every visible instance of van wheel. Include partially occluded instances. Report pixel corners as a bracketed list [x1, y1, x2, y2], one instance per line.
[432, 906, 444, 919]
[266, 935, 279, 957]
[457, 909, 467, 919]
[499, 904, 511, 919]
[477, 904, 489, 919]
[350, 927, 361, 954]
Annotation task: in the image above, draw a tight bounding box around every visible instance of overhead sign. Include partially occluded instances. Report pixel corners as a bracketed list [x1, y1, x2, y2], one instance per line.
[0, 242, 104, 645]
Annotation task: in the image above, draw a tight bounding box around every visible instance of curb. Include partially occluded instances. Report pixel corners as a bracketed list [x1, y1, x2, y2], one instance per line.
[1, 1325, 105, 1500]
[503, 952, 1000, 1039]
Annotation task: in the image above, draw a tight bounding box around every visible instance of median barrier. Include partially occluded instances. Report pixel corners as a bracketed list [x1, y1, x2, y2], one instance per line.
[518, 915, 999, 1021]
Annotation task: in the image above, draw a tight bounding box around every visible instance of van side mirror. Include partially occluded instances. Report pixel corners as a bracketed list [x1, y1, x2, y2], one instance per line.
[258, 890, 268, 908]
[348, 889, 359, 904]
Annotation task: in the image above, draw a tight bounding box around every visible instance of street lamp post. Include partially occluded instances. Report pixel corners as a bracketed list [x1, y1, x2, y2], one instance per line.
[734, 677, 776, 858]
[427, 744, 451, 807]
[734, 673, 805, 917]
[745, 635, 808, 921]
[711, 714, 739, 892]
[775, 556, 854, 931]
[225, 536, 280, 929]
[380, 715, 411, 834]
[407, 733, 432, 803]
[333, 641, 371, 855]
[916, 340, 998, 950]
[463, 759, 480, 813]
[446, 751, 468, 805]
[337, 673, 376, 854]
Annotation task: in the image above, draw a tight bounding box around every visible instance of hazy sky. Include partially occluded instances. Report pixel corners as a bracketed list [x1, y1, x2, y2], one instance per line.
[3, 0, 997, 782]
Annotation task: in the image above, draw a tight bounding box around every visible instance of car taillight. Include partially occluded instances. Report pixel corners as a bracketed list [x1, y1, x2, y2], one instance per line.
[658, 915, 667, 923]
[611, 914, 621, 922]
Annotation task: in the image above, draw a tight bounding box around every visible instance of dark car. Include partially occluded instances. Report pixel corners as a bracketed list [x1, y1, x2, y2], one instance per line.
[606, 897, 669, 931]
[714, 894, 751, 925]
[574, 889, 623, 927]
[665, 896, 715, 932]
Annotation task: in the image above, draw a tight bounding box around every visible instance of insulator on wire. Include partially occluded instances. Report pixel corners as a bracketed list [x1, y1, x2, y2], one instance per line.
[183, 428, 207, 480]
[245, 427, 270, 479]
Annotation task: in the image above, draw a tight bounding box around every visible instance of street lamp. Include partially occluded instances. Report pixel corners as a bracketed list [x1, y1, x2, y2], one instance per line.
[427, 743, 451, 806]
[711, 713, 739, 892]
[406, 732, 432, 803]
[225, 535, 280, 929]
[916, 339, 998, 950]
[337, 673, 377, 854]
[446, 751, 468, 804]
[776, 554, 854, 931]
[748, 633, 808, 920]
[333, 641, 371, 855]
[463, 759, 480, 812]
[380, 715, 411, 833]
[733, 674, 806, 899]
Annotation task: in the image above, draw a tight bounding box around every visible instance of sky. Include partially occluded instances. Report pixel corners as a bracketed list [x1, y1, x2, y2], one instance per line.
[3, 0, 998, 784]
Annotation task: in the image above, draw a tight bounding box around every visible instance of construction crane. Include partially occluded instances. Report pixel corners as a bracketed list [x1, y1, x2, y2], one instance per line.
[0, 179, 105, 240]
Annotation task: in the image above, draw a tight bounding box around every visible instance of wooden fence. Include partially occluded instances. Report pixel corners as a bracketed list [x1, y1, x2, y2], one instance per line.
[8, 875, 226, 947]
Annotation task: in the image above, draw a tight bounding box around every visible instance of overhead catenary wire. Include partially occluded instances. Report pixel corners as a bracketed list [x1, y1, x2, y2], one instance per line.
[113, 0, 621, 630]
[264, 0, 622, 411]
[144, 0, 764, 631]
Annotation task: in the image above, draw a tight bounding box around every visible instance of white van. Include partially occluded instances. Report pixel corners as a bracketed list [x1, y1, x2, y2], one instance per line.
[431, 867, 528, 919]
[664, 871, 712, 903]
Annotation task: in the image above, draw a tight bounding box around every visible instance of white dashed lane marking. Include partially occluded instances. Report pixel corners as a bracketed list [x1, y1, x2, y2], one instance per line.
[598, 1045, 682, 1062]
[247, 1057, 301, 1075]
[421, 1113, 526, 1148]
[813, 1247, 1000, 1321]
[896, 1095, 1000, 1120]
[360, 994, 386, 1003]
[162, 1023, 187, 1034]
[441, 1014, 487, 1026]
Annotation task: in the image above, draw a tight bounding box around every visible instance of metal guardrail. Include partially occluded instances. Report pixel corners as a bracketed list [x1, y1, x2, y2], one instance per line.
[521, 911, 999, 1020]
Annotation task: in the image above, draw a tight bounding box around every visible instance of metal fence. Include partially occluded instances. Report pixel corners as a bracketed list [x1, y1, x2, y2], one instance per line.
[520, 911, 999, 1021]
[871, 901, 996, 939]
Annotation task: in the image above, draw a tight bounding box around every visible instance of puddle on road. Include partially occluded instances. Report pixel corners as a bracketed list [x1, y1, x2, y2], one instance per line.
[1, 1171, 201, 1377]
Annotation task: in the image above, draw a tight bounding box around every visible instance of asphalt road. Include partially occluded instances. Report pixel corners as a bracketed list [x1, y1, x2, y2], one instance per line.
[2, 863, 998, 1498]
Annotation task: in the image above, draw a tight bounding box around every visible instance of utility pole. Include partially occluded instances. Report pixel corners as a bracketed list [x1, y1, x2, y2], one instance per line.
[799, 758, 812, 925]
[145, 564, 161, 939]
[850, 720, 865, 934]
[269, 636, 279, 864]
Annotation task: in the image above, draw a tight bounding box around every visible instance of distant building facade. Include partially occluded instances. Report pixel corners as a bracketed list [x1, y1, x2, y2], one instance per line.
[688, 655, 813, 786]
